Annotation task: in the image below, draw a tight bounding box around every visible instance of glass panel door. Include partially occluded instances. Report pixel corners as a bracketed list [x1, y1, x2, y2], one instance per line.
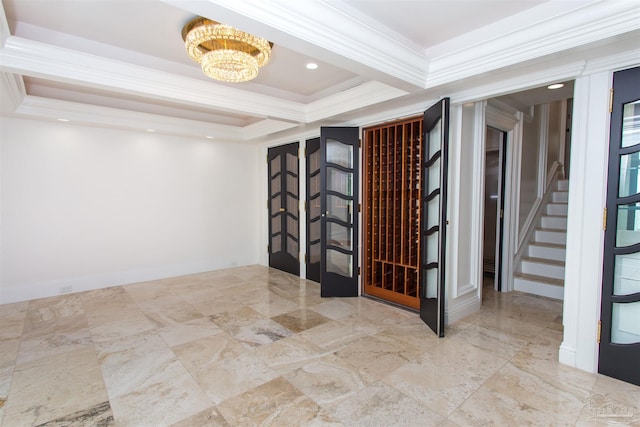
[600, 66, 640, 386]
[306, 137, 321, 283]
[320, 127, 359, 297]
[268, 142, 300, 276]
[420, 98, 450, 336]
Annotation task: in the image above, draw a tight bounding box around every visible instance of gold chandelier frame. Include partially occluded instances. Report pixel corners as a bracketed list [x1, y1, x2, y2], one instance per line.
[182, 17, 273, 83]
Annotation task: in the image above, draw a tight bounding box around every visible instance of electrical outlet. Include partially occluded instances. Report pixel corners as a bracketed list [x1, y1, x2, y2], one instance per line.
[59, 285, 72, 294]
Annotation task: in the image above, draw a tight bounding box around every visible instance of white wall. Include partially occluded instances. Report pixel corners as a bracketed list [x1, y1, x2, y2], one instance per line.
[518, 105, 542, 234]
[0, 117, 261, 303]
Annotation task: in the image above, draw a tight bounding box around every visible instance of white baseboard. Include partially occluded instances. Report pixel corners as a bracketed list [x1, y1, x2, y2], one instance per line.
[559, 342, 577, 367]
[0, 258, 255, 304]
[446, 293, 482, 325]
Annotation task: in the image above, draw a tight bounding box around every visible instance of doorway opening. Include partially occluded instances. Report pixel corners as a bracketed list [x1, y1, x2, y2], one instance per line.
[483, 126, 507, 292]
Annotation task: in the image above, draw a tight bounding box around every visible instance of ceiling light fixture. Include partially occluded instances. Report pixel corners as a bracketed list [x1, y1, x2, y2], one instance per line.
[306, 63, 318, 70]
[182, 17, 272, 83]
[547, 83, 564, 90]
[57, 118, 69, 122]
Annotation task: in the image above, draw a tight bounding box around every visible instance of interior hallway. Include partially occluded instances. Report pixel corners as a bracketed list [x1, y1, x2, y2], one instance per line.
[1, 265, 638, 426]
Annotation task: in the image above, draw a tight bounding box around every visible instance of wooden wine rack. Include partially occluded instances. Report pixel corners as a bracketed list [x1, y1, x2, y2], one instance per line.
[363, 116, 422, 309]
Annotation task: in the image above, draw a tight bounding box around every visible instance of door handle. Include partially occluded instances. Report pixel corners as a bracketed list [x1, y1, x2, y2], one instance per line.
[279, 208, 286, 212]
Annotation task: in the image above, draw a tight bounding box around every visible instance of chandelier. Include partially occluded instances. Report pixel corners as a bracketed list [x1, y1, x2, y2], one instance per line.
[182, 17, 272, 83]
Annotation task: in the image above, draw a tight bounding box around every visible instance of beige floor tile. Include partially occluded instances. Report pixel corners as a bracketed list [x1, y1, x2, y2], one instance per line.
[109, 369, 211, 426]
[95, 330, 182, 399]
[271, 308, 331, 333]
[382, 356, 486, 417]
[158, 316, 222, 347]
[193, 351, 280, 404]
[324, 381, 445, 427]
[170, 406, 231, 427]
[3, 345, 107, 427]
[253, 334, 327, 374]
[228, 318, 294, 349]
[3, 265, 640, 427]
[284, 354, 367, 406]
[309, 299, 358, 320]
[451, 362, 590, 426]
[334, 334, 417, 385]
[218, 377, 342, 427]
[173, 332, 246, 374]
[0, 301, 27, 340]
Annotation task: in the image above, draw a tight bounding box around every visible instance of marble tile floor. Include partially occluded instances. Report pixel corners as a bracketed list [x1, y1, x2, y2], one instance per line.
[1, 265, 639, 426]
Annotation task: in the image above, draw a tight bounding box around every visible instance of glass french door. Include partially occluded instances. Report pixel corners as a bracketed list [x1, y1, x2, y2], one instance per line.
[599, 66, 640, 386]
[268, 142, 300, 276]
[306, 137, 321, 283]
[420, 98, 450, 337]
[320, 127, 359, 297]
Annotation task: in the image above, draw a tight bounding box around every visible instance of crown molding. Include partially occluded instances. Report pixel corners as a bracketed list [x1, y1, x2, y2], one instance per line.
[163, 0, 427, 89]
[243, 119, 298, 140]
[306, 81, 408, 123]
[425, 0, 640, 89]
[0, 36, 307, 122]
[13, 95, 241, 140]
[0, 72, 25, 112]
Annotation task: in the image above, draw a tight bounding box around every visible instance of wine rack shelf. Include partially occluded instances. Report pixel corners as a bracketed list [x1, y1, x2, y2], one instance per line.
[363, 116, 422, 309]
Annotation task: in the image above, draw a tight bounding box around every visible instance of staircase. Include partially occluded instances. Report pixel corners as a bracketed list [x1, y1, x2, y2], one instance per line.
[514, 179, 568, 300]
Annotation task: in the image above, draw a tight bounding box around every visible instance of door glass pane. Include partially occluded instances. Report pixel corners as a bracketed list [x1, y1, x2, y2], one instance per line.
[287, 195, 297, 215]
[309, 220, 320, 241]
[287, 174, 298, 197]
[611, 301, 640, 344]
[614, 253, 640, 295]
[428, 119, 441, 159]
[427, 196, 440, 228]
[326, 139, 353, 168]
[286, 152, 298, 174]
[428, 159, 440, 194]
[424, 268, 438, 298]
[618, 151, 640, 197]
[327, 195, 352, 222]
[271, 216, 281, 235]
[310, 150, 320, 172]
[426, 232, 439, 264]
[271, 235, 281, 253]
[287, 216, 298, 239]
[310, 174, 320, 196]
[327, 222, 352, 250]
[287, 236, 298, 258]
[270, 175, 281, 196]
[271, 195, 281, 214]
[621, 100, 640, 148]
[327, 167, 353, 195]
[309, 197, 321, 220]
[616, 202, 640, 247]
[309, 242, 320, 263]
[270, 155, 280, 177]
[327, 249, 352, 277]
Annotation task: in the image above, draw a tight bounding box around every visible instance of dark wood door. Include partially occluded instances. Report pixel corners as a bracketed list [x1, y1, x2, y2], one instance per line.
[306, 137, 321, 283]
[599, 66, 640, 386]
[320, 127, 359, 297]
[268, 143, 300, 276]
[420, 98, 450, 337]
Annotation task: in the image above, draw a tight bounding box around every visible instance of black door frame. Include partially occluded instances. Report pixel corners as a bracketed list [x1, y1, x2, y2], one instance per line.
[306, 137, 321, 283]
[420, 98, 450, 336]
[267, 142, 300, 276]
[599, 66, 640, 386]
[319, 127, 360, 297]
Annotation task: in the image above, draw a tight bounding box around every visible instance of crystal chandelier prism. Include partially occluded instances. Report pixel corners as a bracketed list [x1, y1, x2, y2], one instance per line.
[182, 17, 272, 83]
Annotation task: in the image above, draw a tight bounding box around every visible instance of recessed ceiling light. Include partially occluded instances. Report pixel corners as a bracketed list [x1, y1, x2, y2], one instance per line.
[547, 83, 564, 90]
[306, 63, 318, 70]
[206, 136, 215, 139]
[57, 118, 69, 122]
[146, 129, 156, 132]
